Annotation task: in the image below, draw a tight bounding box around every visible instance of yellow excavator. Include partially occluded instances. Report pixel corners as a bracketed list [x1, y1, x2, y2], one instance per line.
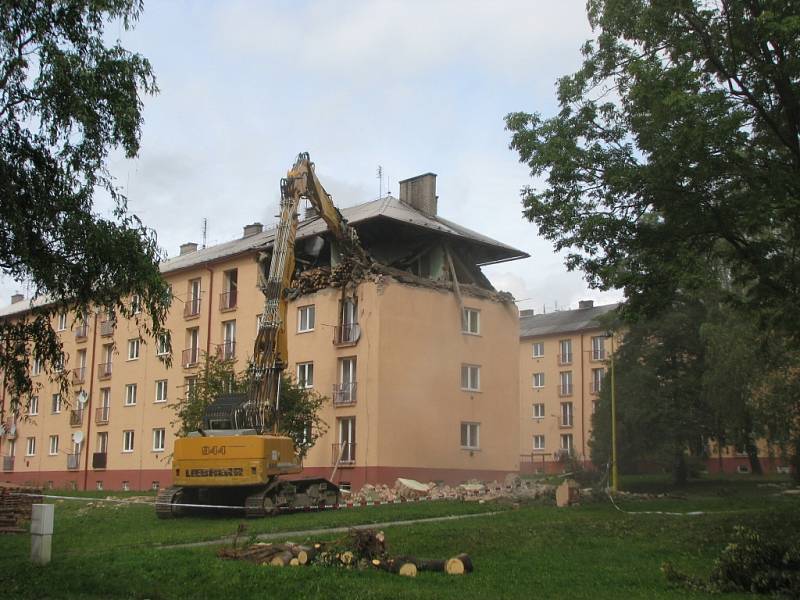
[156, 153, 367, 518]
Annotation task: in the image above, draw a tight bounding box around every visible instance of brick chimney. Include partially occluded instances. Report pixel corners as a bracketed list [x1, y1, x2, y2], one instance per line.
[179, 242, 198, 256]
[11, 293, 24, 304]
[399, 173, 437, 217]
[242, 222, 263, 238]
[578, 300, 594, 309]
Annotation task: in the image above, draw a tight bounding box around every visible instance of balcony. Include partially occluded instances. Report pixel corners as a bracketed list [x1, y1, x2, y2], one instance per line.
[92, 452, 107, 470]
[184, 297, 201, 318]
[333, 323, 361, 347]
[216, 341, 236, 361]
[332, 382, 357, 406]
[331, 442, 356, 466]
[558, 384, 573, 397]
[75, 324, 89, 342]
[2, 456, 13, 472]
[95, 406, 110, 425]
[70, 409, 83, 427]
[558, 353, 573, 366]
[220, 290, 237, 311]
[72, 367, 86, 385]
[98, 362, 112, 380]
[182, 347, 200, 368]
[67, 454, 80, 470]
[100, 320, 114, 337]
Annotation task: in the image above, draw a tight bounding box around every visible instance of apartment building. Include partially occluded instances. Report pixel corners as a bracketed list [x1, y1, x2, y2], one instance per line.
[0, 173, 527, 491]
[518, 301, 619, 474]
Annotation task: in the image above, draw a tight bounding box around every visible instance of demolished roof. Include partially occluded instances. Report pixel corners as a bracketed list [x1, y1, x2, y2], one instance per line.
[519, 303, 620, 339]
[160, 196, 528, 274]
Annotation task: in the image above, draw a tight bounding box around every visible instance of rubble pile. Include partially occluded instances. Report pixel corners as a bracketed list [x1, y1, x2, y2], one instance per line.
[0, 482, 42, 533]
[346, 476, 556, 504]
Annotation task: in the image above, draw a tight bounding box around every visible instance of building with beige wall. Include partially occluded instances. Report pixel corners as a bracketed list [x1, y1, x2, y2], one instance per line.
[518, 301, 618, 474]
[0, 173, 526, 491]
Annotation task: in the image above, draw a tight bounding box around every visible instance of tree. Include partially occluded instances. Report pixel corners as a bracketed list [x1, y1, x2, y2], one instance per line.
[0, 1, 170, 416]
[506, 0, 800, 336]
[174, 353, 329, 460]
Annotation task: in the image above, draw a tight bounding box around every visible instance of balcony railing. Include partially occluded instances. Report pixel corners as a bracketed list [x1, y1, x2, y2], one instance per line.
[590, 381, 602, 395]
[95, 406, 110, 425]
[67, 454, 80, 470]
[92, 452, 107, 469]
[558, 384, 574, 397]
[75, 324, 89, 341]
[184, 297, 201, 318]
[70, 409, 83, 427]
[72, 367, 86, 384]
[558, 353, 573, 365]
[100, 320, 114, 337]
[560, 416, 574, 428]
[220, 290, 237, 311]
[98, 362, 112, 380]
[333, 323, 361, 346]
[2, 456, 13, 472]
[216, 341, 236, 361]
[592, 349, 606, 361]
[182, 347, 200, 368]
[332, 382, 357, 406]
[331, 442, 356, 466]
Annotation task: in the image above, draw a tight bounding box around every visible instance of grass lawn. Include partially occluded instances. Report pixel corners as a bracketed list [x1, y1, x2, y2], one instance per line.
[2, 476, 798, 599]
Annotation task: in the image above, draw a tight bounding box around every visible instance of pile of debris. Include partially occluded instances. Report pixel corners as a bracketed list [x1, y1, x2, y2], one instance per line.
[0, 482, 42, 533]
[219, 528, 472, 577]
[347, 476, 555, 505]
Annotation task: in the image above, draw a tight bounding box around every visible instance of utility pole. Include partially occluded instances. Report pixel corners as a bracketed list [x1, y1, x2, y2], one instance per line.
[610, 333, 619, 492]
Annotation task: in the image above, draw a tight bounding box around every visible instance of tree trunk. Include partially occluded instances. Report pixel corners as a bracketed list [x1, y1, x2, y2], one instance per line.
[672, 451, 688, 486]
[745, 440, 763, 475]
[792, 437, 800, 484]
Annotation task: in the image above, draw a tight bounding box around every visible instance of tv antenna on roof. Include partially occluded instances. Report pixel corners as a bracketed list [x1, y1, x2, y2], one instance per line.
[202, 218, 208, 249]
[377, 165, 383, 199]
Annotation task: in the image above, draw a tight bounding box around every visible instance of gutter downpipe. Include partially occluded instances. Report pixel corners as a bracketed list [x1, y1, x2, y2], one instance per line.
[82, 311, 98, 491]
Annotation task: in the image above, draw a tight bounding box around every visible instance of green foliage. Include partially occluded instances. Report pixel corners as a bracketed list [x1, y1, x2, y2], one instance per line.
[664, 526, 800, 596]
[174, 353, 328, 459]
[506, 0, 800, 337]
[0, 1, 170, 417]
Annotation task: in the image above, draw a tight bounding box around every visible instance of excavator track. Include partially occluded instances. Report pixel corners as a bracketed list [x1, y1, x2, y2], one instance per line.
[244, 487, 278, 518]
[155, 486, 185, 519]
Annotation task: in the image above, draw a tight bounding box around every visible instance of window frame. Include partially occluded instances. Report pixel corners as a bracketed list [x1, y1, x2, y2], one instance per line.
[533, 434, 545, 451]
[560, 401, 574, 427]
[26, 436, 36, 456]
[297, 305, 316, 333]
[152, 428, 165, 452]
[296, 362, 314, 389]
[127, 338, 140, 361]
[57, 313, 67, 331]
[591, 335, 606, 361]
[532, 342, 544, 358]
[122, 430, 135, 453]
[51, 393, 61, 414]
[155, 379, 168, 403]
[29, 395, 39, 416]
[156, 333, 170, 356]
[124, 383, 137, 407]
[532, 403, 545, 420]
[560, 433, 573, 452]
[460, 364, 481, 392]
[48, 435, 59, 456]
[532, 372, 545, 389]
[558, 339, 573, 364]
[460, 422, 480, 450]
[461, 308, 480, 335]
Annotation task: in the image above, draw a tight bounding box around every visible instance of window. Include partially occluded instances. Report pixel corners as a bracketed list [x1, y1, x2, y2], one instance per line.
[298, 305, 315, 332]
[591, 336, 606, 361]
[591, 368, 604, 394]
[533, 435, 545, 451]
[76, 349, 87, 369]
[337, 417, 356, 463]
[152, 428, 165, 452]
[185, 377, 197, 399]
[560, 433, 573, 452]
[127, 338, 140, 360]
[460, 364, 480, 392]
[532, 372, 545, 388]
[131, 294, 141, 315]
[53, 354, 64, 372]
[155, 379, 168, 403]
[561, 402, 574, 427]
[532, 403, 545, 419]
[157, 333, 170, 356]
[124, 384, 137, 406]
[29, 395, 39, 416]
[57, 313, 67, 331]
[559, 339, 573, 364]
[96, 481, 104, 491]
[97, 432, 108, 453]
[462, 308, 480, 335]
[222, 269, 238, 309]
[532, 342, 544, 358]
[100, 388, 111, 408]
[297, 362, 314, 388]
[592, 400, 599, 414]
[49, 435, 59, 456]
[122, 481, 130, 491]
[460, 422, 480, 449]
[51, 393, 61, 414]
[559, 371, 573, 396]
[221, 320, 236, 359]
[26, 437, 36, 456]
[187, 278, 201, 316]
[335, 357, 357, 405]
[336, 298, 359, 343]
[123, 430, 135, 453]
[32, 357, 42, 376]
[184, 327, 200, 366]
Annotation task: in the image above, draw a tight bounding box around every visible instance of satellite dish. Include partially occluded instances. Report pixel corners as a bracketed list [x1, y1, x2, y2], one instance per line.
[72, 431, 84, 444]
[77, 391, 88, 405]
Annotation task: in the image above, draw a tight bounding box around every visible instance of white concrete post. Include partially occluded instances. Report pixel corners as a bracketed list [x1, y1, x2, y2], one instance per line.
[31, 503, 54, 565]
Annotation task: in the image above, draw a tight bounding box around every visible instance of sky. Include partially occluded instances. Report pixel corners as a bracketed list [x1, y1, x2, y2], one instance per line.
[2, 0, 624, 313]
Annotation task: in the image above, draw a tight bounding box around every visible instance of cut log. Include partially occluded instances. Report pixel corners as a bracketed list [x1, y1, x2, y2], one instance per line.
[445, 554, 474, 575]
[296, 547, 316, 565]
[398, 562, 418, 577]
[340, 550, 355, 566]
[289, 558, 300, 567]
[269, 551, 295, 567]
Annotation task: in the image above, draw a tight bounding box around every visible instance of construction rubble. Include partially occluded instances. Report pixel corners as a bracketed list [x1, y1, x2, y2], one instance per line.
[345, 475, 556, 504]
[0, 482, 42, 533]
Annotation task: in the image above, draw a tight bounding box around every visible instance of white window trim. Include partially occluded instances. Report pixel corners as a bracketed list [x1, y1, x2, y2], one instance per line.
[460, 422, 480, 450]
[156, 333, 169, 356]
[532, 342, 544, 358]
[152, 429, 165, 452]
[26, 437, 36, 456]
[48, 435, 59, 456]
[127, 338, 140, 361]
[124, 384, 137, 406]
[533, 435, 545, 451]
[57, 313, 67, 331]
[461, 308, 480, 335]
[532, 372, 545, 389]
[297, 305, 315, 333]
[296, 362, 314, 389]
[154, 380, 168, 403]
[532, 403, 545, 420]
[51, 394, 62, 414]
[122, 430, 135, 453]
[29, 396, 39, 416]
[460, 364, 481, 392]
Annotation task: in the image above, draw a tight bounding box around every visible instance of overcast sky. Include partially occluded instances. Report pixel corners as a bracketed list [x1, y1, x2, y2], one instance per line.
[2, 0, 623, 313]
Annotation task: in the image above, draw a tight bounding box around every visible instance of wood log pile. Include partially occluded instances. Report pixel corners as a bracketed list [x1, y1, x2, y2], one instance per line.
[218, 528, 473, 577]
[0, 482, 42, 533]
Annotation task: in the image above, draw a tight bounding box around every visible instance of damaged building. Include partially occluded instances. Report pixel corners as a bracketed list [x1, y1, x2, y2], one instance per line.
[0, 173, 528, 491]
